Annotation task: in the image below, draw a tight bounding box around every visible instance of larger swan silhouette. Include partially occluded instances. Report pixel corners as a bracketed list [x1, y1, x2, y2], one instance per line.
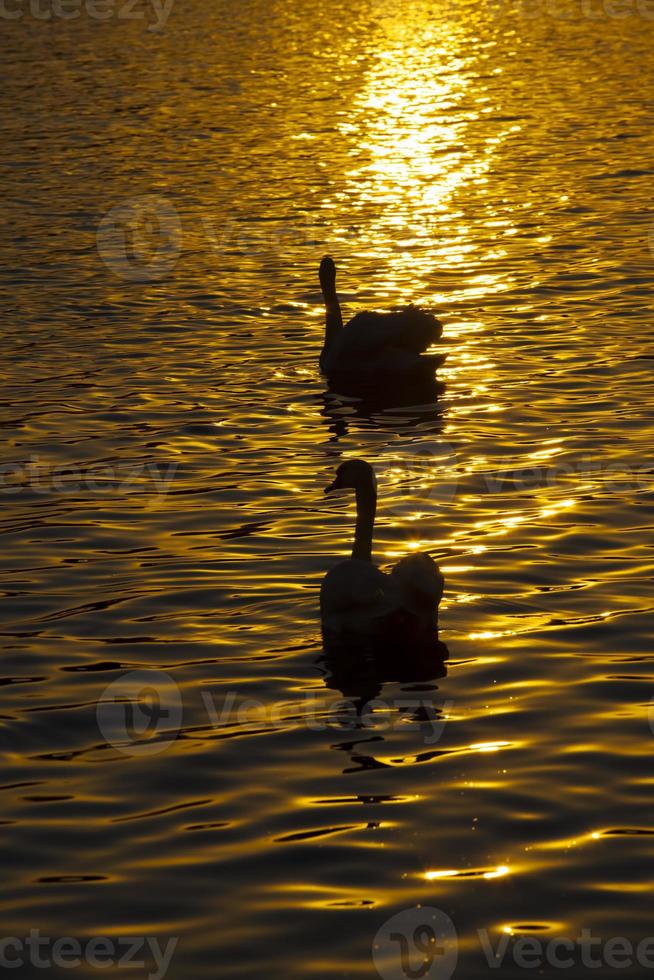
[321, 459, 444, 643]
[319, 256, 445, 381]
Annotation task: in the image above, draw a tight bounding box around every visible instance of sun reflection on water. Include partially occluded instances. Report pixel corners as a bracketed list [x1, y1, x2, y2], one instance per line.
[330, 7, 518, 309]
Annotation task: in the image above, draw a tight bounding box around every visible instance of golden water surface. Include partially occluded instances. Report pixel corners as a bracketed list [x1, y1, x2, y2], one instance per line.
[1, 0, 654, 976]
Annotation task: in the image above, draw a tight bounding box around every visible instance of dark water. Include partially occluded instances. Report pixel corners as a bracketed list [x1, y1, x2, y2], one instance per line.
[2, 0, 654, 976]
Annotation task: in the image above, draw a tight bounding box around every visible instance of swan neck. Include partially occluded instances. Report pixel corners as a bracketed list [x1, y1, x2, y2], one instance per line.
[320, 277, 343, 360]
[352, 482, 376, 562]
[322, 312, 341, 358]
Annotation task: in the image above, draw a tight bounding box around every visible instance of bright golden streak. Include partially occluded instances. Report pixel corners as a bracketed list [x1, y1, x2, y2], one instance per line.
[469, 741, 511, 752]
[483, 865, 510, 879]
[424, 864, 512, 881]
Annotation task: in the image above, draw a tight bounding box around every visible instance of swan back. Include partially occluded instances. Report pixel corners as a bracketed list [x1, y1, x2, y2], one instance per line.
[324, 307, 443, 376]
[347, 307, 442, 354]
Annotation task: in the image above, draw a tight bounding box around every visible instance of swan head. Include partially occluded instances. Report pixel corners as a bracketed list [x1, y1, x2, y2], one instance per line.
[319, 255, 336, 293]
[325, 458, 376, 495]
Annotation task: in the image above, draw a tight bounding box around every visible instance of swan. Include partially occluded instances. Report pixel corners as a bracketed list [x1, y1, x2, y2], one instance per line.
[318, 256, 445, 381]
[320, 459, 444, 643]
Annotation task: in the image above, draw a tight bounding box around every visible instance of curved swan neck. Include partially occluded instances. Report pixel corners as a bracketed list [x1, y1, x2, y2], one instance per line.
[352, 480, 376, 562]
[319, 257, 343, 358]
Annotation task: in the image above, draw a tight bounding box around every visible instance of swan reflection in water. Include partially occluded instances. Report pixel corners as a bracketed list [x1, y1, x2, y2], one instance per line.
[317, 635, 450, 773]
[320, 631, 449, 703]
[318, 374, 446, 442]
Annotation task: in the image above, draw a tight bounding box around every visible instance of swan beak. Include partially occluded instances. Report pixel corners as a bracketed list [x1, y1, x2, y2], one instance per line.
[325, 474, 345, 494]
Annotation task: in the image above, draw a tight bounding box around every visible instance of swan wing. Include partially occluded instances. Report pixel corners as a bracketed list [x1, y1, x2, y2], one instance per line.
[320, 559, 399, 632]
[348, 309, 442, 355]
[324, 308, 443, 374]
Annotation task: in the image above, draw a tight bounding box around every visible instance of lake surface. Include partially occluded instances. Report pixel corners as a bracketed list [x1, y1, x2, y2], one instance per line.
[2, 0, 654, 976]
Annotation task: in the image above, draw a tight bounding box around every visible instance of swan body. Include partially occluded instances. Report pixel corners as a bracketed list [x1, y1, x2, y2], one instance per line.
[320, 459, 444, 642]
[318, 256, 445, 380]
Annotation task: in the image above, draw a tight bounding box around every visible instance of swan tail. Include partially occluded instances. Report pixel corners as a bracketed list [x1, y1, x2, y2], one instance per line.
[393, 306, 443, 354]
[390, 553, 444, 611]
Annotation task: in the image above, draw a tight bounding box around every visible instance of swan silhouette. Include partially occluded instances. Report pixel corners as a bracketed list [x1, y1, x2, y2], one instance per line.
[319, 256, 445, 382]
[320, 459, 444, 643]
